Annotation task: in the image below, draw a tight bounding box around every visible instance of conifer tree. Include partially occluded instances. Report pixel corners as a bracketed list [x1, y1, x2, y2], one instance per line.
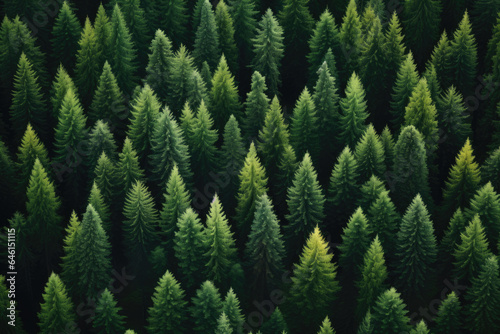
[145, 30, 173, 103]
[390, 52, 419, 129]
[87, 120, 118, 173]
[60, 211, 80, 290]
[37, 273, 74, 334]
[423, 63, 441, 103]
[252, 9, 284, 98]
[338, 72, 369, 149]
[286, 153, 325, 252]
[149, 107, 193, 189]
[357, 175, 386, 212]
[109, 4, 138, 93]
[187, 70, 210, 110]
[428, 31, 452, 88]
[122, 181, 159, 263]
[483, 147, 500, 192]
[51, 65, 78, 123]
[88, 182, 111, 234]
[465, 256, 500, 333]
[487, 13, 500, 69]
[245, 194, 285, 293]
[244, 71, 270, 140]
[215, 312, 233, 334]
[370, 288, 410, 334]
[290, 88, 320, 161]
[93, 288, 125, 334]
[228, 0, 257, 72]
[467, 182, 500, 246]
[174, 208, 207, 290]
[383, 12, 406, 91]
[167, 45, 195, 113]
[339, 0, 362, 82]
[288, 227, 340, 332]
[10, 53, 47, 141]
[94, 3, 112, 66]
[395, 195, 437, 295]
[277, 145, 298, 196]
[261, 308, 288, 334]
[354, 124, 385, 182]
[116, 137, 145, 199]
[380, 126, 395, 174]
[367, 191, 400, 256]
[51, 1, 81, 72]
[193, 0, 220, 71]
[317, 316, 335, 334]
[211, 55, 241, 130]
[204, 195, 237, 287]
[357, 311, 373, 334]
[157, 0, 188, 48]
[93, 152, 118, 204]
[356, 236, 388, 320]
[191, 281, 223, 333]
[440, 208, 468, 262]
[114, 0, 149, 65]
[434, 292, 461, 334]
[411, 320, 430, 334]
[222, 288, 244, 332]
[147, 270, 187, 333]
[216, 1, 238, 74]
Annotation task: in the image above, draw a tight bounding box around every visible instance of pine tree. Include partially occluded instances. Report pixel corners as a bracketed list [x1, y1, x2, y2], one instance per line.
[204, 195, 237, 287]
[428, 31, 452, 88]
[487, 13, 500, 69]
[395, 195, 437, 295]
[367, 191, 400, 257]
[288, 227, 340, 332]
[187, 70, 210, 110]
[357, 175, 386, 212]
[467, 182, 500, 246]
[167, 45, 195, 112]
[215, 312, 233, 334]
[410, 321, 430, 334]
[9, 53, 47, 141]
[423, 63, 441, 103]
[277, 145, 298, 196]
[317, 316, 335, 334]
[193, 0, 220, 70]
[465, 256, 500, 333]
[145, 30, 173, 103]
[116, 137, 145, 199]
[222, 288, 244, 332]
[191, 281, 223, 333]
[93, 152, 118, 206]
[93, 288, 126, 334]
[252, 9, 284, 98]
[149, 107, 193, 189]
[483, 147, 500, 192]
[88, 181, 111, 230]
[244, 71, 270, 140]
[216, 1, 238, 74]
[449, 11, 478, 96]
[228, 0, 257, 73]
[147, 270, 187, 333]
[383, 12, 406, 93]
[60, 211, 80, 291]
[434, 292, 461, 334]
[87, 120, 118, 174]
[360, 6, 377, 38]
[109, 4, 138, 93]
[261, 308, 288, 334]
[290, 88, 320, 161]
[94, 3, 112, 67]
[390, 52, 419, 129]
[211, 55, 241, 130]
[357, 311, 373, 334]
[380, 127, 395, 172]
[440, 208, 468, 264]
[122, 181, 159, 263]
[245, 194, 285, 293]
[37, 273, 74, 334]
[403, 0, 441, 64]
[354, 124, 385, 182]
[51, 65, 78, 124]
[157, 0, 188, 48]
[339, 0, 362, 83]
[370, 288, 410, 334]
[51, 1, 81, 71]
[338, 72, 369, 149]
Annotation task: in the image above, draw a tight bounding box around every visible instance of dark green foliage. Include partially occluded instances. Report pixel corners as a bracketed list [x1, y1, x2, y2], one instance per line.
[37, 273, 74, 334]
[51, 65, 77, 121]
[261, 308, 288, 334]
[244, 71, 270, 140]
[367, 191, 400, 256]
[60, 211, 80, 291]
[145, 29, 173, 103]
[215, 1, 238, 74]
[51, 1, 81, 71]
[434, 292, 462, 334]
[339, 0, 362, 81]
[93, 289, 126, 334]
[383, 13, 406, 91]
[290, 88, 320, 161]
[115, 0, 149, 66]
[187, 70, 210, 110]
[228, 0, 257, 69]
[440, 208, 468, 261]
[190, 281, 223, 333]
[466, 182, 500, 246]
[87, 120, 118, 174]
[380, 126, 395, 172]
[483, 147, 500, 191]
[88, 182, 111, 234]
[157, 0, 188, 48]
[193, 0, 220, 70]
[423, 63, 441, 103]
[354, 124, 385, 182]
[167, 45, 195, 113]
[94, 4, 112, 66]
[429, 31, 452, 88]
[94, 153, 118, 205]
[390, 52, 419, 129]
[117, 137, 145, 198]
[370, 288, 410, 334]
[357, 175, 386, 212]
[222, 288, 244, 332]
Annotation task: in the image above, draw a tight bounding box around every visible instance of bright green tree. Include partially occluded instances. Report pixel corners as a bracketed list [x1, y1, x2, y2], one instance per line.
[193, 0, 220, 70]
[222, 288, 244, 332]
[244, 71, 270, 139]
[215, 312, 232, 334]
[290, 88, 320, 161]
[191, 281, 223, 333]
[354, 124, 385, 182]
[37, 273, 74, 334]
[114, 0, 149, 65]
[187, 70, 210, 110]
[116, 137, 145, 199]
[93, 3, 112, 66]
[51, 65, 78, 122]
[370, 288, 410, 334]
[145, 29, 173, 103]
[466, 182, 500, 246]
[167, 45, 195, 113]
[434, 292, 461, 334]
[93, 288, 126, 334]
[390, 52, 419, 129]
[51, 1, 81, 72]
[339, 0, 362, 82]
[60, 211, 80, 292]
[93, 152, 118, 205]
[317, 316, 335, 334]
[383, 12, 406, 91]
[216, 0, 238, 74]
[357, 175, 386, 212]
[88, 182, 111, 234]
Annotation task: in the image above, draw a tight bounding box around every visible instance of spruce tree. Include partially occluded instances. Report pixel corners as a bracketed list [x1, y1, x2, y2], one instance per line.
[228, 0, 257, 73]
[145, 30, 173, 103]
[338, 72, 369, 149]
[60, 211, 80, 291]
[88, 181, 111, 233]
[215, 1, 238, 74]
[339, 0, 362, 83]
[94, 3, 112, 66]
[423, 63, 441, 103]
[354, 124, 385, 182]
[261, 308, 288, 334]
[215, 312, 233, 334]
[116, 137, 145, 199]
[147, 270, 187, 333]
[288, 227, 340, 332]
[383, 12, 406, 93]
[51, 1, 81, 72]
[440, 208, 468, 264]
[187, 70, 210, 110]
[434, 292, 462, 334]
[390, 52, 419, 129]
[357, 311, 373, 334]
[37, 273, 74, 334]
[380, 127, 395, 172]
[357, 175, 386, 212]
[244, 71, 270, 140]
[465, 256, 500, 333]
[411, 321, 430, 334]
[190, 281, 223, 333]
[93, 152, 118, 206]
[429, 31, 452, 88]
[193, 0, 220, 70]
[167, 45, 195, 113]
[290, 88, 320, 161]
[51, 65, 78, 129]
[87, 120, 118, 174]
[277, 145, 298, 197]
[93, 288, 126, 334]
[466, 182, 500, 246]
[157, 0, 188, 48]
[367, 191, 400, 257]
[211, 55, 241, 130]
[222, 288, 244, 332]
[395, 195, 437, 295]
[317, 316, 335, 334]
[370, 288, 410, 334]
[252, 9, 284, 97]
[483, 147, 500, 192]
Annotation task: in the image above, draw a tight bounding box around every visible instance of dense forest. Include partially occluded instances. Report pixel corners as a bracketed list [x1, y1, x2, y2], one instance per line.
[1, 0, 500, 333]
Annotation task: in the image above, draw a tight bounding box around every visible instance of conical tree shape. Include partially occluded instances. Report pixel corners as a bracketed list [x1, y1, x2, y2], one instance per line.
[156, 0, 188, 48]
[482, 147, 500, 192]
[338, 72, 369, 149]
[193, 0, 220, 70]
[357, 311, 373, 334]
[87, 181, 111, 234]
[245, 194, 285, 293]
[423, 63, 441, 103]
[93, 152, 118, 205]
[356, 236, 388, 319]
[395, 195, 437, 295]
[190, 281, 223, 333]
[210, 55, 241, 130]
[222, 288, 244, 332]
[354, 124, 385, 182]
[440, 208, 468, 263]
[109, 4, 138, 93]
[383, 12, 406, 92]
[87, 120, 118, 174]
[228, 0, 257, 73]
[244, 71, 270, 140]
[390, 52, 419, 129]
[52, 65, 78, 122]
[367, 191, 400, 257]
[465, 256, 500, 333]
[215, 312, 233, 334]
[360, 6, 377, 37]
[252, 9, 284, 98]
[380, 126, 395, 172]
[453, 215, 493, 281]
[93, 3, 112, 67]
[370, 288, 410, 334]
[261, 307, 288, 334]
[357, 175, 386, 212]
[37, 273, 75, 334]
[147, 270, 187, 333]
[187, 70, 210, 110]
[145, 29, 173, 103]
[428, 31, 452, 88]
[60, 211, 80, 291]
[410, 320, 430, 334]
[167, 45, 195, 113]
[466, 182, 500, 246]
[277, 144, 298, 196]
[487, 13, 500, 69]
[51, 1, 81, 72]
[174, 208, 207, 291]
[116, 137, 145, 199]
[290, 88, 320, 161]
[216, 0, 238, 74]
[317, 316, 335, 334]
[10, 53, 47, 141]
[339, 0, 362, 82]
[288, 227, 340, 332]
[434, 291, 461, 334]
[149, 107, 193, 189]
[93, 288, 126, 334]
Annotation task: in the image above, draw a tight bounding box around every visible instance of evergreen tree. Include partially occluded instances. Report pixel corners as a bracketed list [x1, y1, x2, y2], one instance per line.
[193, 0, 220, 70]
[244, 71, 270, 140]
[390, 52, 419, 129]
[216, 1, 238, 74]
[357, 175, 386, 212]
[222, 288, 244, 332]
[440, 208, 468, 263]
[187, 70, 210, 110]
[147, 270, 187, 333]
[210, 55, 241, 130]
[190, 281, 223, 333]
[215, 312, 233, 334]
[174, 208, 207, 291]
[145, 29, 173, 103]
[157, 0, 188, 48]
[261, 308, 288, 334]
[410, 321, 430, 334]
[93, 152, 118, 205]
[380, 127, 395, 176]
[37, 273, 74, 334]
[354, 124, 385, 182]
[51, 1, 81, 71]
[60, 211, 80, 292]
[9, 53, 47, 141]
[339, 0, 363, 82]
[338, 72, 369, 149]
[317, 316, 335, 334]
[367, 191, 400, 257]
[277, 145, 298, 196]
[109, 4, 138, 93]
[87, 120, 118, 174]
[487, 13, 500, 69]
[482, 147, 500, 192]
[395, 195, 437, 295]
[357, 311, 373, 334]
[94, 3, 112, 67]
[167, 45, 195, 113]
[228, 0, 257, 73]
[116, 137, 145, 199]
[288, 227, 340, 332]
[370, 288, 410, 334]
[252, 9, 284, 98]
[423, 63, 441, 103]
[434, 292, 461, 334]
[383, 12, 406, 93]
[465, 256, 500, 333]
[466, 182, 500, 246]
[93, 288, 126, 334]
[290, 88, 320, 161]
[51, 65, 78, 124]
[88, 181, 111, 234]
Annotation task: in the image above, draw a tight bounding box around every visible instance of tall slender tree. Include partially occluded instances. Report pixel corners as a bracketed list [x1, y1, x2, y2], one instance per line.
[290, 88, 320, 161]
[51, 1, 81, 72]
[193, 0, 220, 70]
[93, 288, 126, 334]
[37, 273, 74, 334]
[244, 71, 270, 140]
